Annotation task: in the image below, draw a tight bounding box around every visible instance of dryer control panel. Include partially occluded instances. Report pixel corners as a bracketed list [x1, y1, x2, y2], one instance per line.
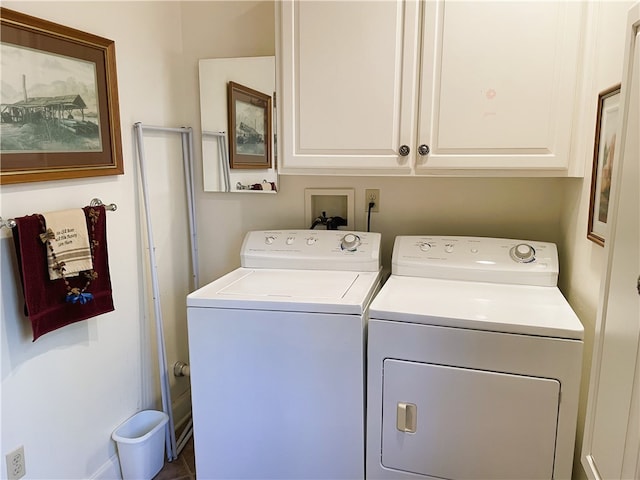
[392, 236, 558, 286]
[241, 230, 381, 272]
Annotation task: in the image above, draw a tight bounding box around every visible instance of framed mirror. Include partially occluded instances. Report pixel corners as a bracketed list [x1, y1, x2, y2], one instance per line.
[199, 56, 277, 193]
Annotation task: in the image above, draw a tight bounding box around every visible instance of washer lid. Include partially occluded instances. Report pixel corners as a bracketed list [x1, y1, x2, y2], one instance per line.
[369, 275, 584, 340]
[187, 267, 381, 315]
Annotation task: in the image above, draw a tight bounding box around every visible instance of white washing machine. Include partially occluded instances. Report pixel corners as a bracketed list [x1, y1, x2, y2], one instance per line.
[366, 236, 584, 480]
[187, 229, 381, 479]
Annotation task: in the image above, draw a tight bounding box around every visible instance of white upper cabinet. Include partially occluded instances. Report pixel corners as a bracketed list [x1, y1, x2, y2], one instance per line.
[417, 1, 585, 175]
[278, 0, 420, 175]
[277, 1, 586, 176]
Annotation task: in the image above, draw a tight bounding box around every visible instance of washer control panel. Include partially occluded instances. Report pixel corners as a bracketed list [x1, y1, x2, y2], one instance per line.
[241, 230, 381, 272]
[393, 236, 559, 286]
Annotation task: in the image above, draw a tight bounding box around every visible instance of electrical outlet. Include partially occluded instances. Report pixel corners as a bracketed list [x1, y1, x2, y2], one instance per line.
[365, 189, 380, 212]
[6, 446, 26, 480]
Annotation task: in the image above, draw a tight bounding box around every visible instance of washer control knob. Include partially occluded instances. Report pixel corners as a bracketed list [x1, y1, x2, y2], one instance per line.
[265, 236, 275, 245]
[341, 233, 361, 251]
[510, 243, 536, 263]
[306, 237, 317, 246]
[286, 236, 295, 245]
[445, 244, 454, 253]
[418, 242, 432, 252]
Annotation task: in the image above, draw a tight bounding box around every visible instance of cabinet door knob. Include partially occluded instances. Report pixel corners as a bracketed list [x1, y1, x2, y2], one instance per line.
[418, 144, 430, 156]
[399, 145, 410, 156]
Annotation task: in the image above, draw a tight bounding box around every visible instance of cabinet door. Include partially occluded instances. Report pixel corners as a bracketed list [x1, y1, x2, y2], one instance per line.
[278, 1, 420, 175]
[417, 1, 585, 175]
[382, 360, 560, 479]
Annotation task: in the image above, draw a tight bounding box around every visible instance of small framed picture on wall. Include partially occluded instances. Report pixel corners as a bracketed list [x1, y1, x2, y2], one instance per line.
[588, 84, 621, 246]
[227, 81, 272, 170]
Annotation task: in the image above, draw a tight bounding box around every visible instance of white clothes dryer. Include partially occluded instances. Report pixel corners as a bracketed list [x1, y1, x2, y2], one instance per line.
[366, 236, 584, 480]
[187, 230, 381, 479]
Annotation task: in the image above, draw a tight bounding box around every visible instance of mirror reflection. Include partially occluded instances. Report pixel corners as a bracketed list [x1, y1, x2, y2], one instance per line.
[199, 56, 277, 193]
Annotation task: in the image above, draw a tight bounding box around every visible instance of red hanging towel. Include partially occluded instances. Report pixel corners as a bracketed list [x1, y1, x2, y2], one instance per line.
[11, 205, 114, 341]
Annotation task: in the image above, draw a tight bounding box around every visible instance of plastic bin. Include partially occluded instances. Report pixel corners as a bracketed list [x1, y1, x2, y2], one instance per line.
[112, 410, 169, 480]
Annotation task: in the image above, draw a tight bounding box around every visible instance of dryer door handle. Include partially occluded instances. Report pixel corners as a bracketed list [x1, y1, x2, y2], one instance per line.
[396, 402, 417, 433]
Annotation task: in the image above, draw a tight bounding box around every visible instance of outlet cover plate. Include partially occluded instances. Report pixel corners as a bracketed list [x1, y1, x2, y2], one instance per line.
[365, 189, 380, 212]
[6, 446, 25, 480]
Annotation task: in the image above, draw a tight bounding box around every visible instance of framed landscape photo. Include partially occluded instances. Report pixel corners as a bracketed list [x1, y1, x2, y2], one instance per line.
[588, 84, 621, 246]
[227, 81, 272, 169]
[0, 8, 123, 184]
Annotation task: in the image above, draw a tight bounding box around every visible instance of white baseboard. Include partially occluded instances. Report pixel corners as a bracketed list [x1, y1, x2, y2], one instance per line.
[91, 454, 121, 480]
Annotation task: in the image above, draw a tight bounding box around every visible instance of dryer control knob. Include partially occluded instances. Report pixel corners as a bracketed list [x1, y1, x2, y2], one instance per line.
[341, 233, 361, 251]
[265, 236, 275, 245]
[510, 243, 536, 263]
[419, 242, 432, 252]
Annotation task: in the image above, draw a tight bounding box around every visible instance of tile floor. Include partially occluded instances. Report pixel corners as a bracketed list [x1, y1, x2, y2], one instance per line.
[153, 436, 196, 480]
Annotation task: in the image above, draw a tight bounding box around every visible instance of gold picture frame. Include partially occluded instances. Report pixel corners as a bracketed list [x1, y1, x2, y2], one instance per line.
[0, 8, 123, 184]
[587, 84, 621, 246]
[227, 81, 272, 169]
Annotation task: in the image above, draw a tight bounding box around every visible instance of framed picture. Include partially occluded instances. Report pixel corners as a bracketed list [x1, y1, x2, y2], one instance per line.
[227, 81, 272, 169]
[588, 84, 621, 246]
[0, 8, 123, 184]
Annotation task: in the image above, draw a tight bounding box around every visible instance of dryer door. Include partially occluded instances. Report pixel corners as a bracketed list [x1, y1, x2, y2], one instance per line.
[381, 359, 560, 479]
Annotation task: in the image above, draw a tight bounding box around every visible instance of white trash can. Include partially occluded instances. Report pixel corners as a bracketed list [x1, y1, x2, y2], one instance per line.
[112, 410, 169, 480]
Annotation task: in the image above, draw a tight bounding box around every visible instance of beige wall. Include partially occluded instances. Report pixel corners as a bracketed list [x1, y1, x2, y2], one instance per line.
[1, 2, 187, 478]
[180, 4, 635, 480]
[179, 3, 568, 284]
[0, 1, 632, 478]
